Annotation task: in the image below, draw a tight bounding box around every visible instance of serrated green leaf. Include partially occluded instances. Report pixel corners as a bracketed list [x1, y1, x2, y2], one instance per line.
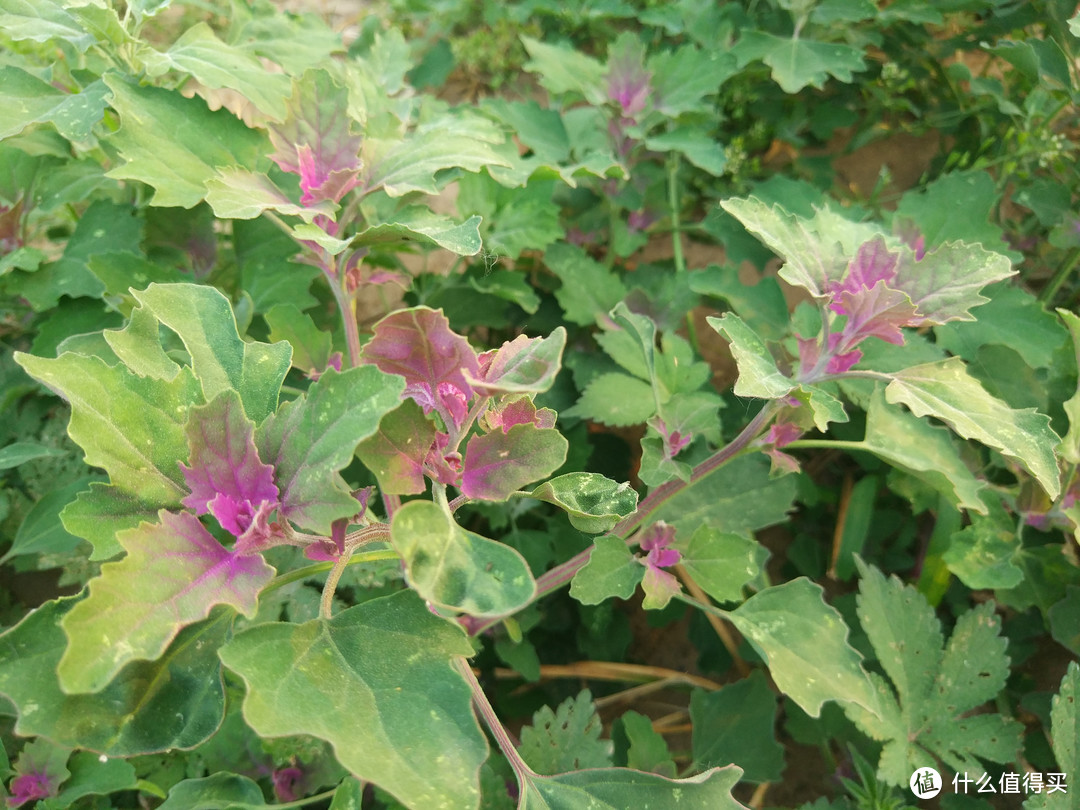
[690, 264, 790, 341]
[218, 591, 486, 810]
[569, 534, 643, 605]
[520, 766, 745, 809]
[727, 577, 880, 719]
[545, 242, 629, 327]
[204, 167, 336, 222]
[850, 559, 1022, 785]
[257, 365, 405, 532]
[885, 358, 1060, 499]
[677, 526, 763, 604]
[0, 597, 229, 754]
[58, 511, 275, 693]
[1024, 662, 1078, 810]
[353, 208, 484, 256]
[943, 511, 1024, 590]
[0, 0, 94, 50]
[690, 671, 784, 782]
[520, 690, 611, 775]
[528, 472, 638, 534]
[466, 328, 566, 397]
[14, 351, 200, 505]
[732, 30, 866, 92]
[104, 75, 265, 208]
[391, 501, 535, 616]
[521, 36, 606, 101]
[567, 373, 655, 427]
[1056, 309, 1080, 464]
[707, 313, 794, 399]
[0, 68, 107, 142]
[145, 22, 292, 120]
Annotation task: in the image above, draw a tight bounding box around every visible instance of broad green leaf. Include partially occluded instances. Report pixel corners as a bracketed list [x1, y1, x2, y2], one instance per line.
[690, 671, 784, 782]
[104, 74, 265, 208]
[652, 455, 797, 536]
[58, 511, 275, 693]
[0, 441, 62, 470]
[354, 399, 435, 496]
[519, 690, 611, 774]
[59, 482, 163, 561]
[461, 424, 568, 501]
[614, 711, 676, 777]
[885, 358, 1060, 499]
[205, 168, 336, 222]
[264, 304, 334, 375]
[145, 22, 292, 120]
[720, 197, 880, 298]
[1025, 663, 1079, 809]
[2, 477, 92, 564]
[856, 387, 987, 513]
[234, 217, 319, 313]
[707, 313, 794, 399]
[0, 597, 229, 754]
[129, 284, 292, 424]
[352, 208, 483, 256]
[732, 30, 867, 92]
[0, 0, 94, 51]
[14, 352, 200, 505]
[521, 36, 606, 101]
[45, 751, 137, 808]
[465, 328, 567, 397]
[943, 506, 1024, 590]
[567, 372, 655, 427]
[0, 68, 107, 142]
[545, 242, 628, 327]
[519, 765, 745, 809]
[390, 501, 535, 616]
[528, 473, 638, 534]
[727, 578, 880, 718]
[791, 384, 849, 432]
[850, 559, 1022, 785]
[892, 242, 1016, 324]
[645, 129, 727, 175]
[650, 44, 739, 116]
[690, 265, 789, 341]
[676, 526, 763, 604]
[218, 591, 486, 810]
[257, 365, 405, 532]
[157, 774, 266, 810]
[569, 534, 643, 605]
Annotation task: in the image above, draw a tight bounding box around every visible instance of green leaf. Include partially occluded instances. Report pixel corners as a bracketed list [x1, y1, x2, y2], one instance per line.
[569, 534, 643, 605]
[1025, 663, 1079, 809]
[218, 591, 486, 810]
[849, 559, 1022, 785]
[354, 399, 436, 496]
[520, 765, 745, 809]
[690, 264, 790, 341]
[645, 129, 727, 175]
[14, 351, 200, 505]
[352, 208, 483, 256]
[157, 773, 266, 810]
[462, 424, 568, 501]
[258, 365, 404, 532]
[855, 387, 987, 514]
[650, 45, 739, 116]
[519, 690, 611, 774]
[104, 74, 265, 208]
[943, 508, 1024, 590]
[727, 578, 880, 719]
[545, 242, 628, 327]
[1049, 588, 1080, 657]
[466, 328, 567, 397]
[128, 284, 292, 424]
[390, 501, 536, 616]
[1056, 309, 1080, 464]
[58, 511, 275, 693]
[145, 22, 292, 120]
[676, 526, 763, 604]
[521, 36, 606, 101]
[0, 441, 63, 469]
[707, 313, 794, 399]
[0, 597, 229, 754]
[885, 358, 1060, 499]
[528, 472, 638, 534]
[43, 750, 137, 808]
[204, 167, 336, 222]
[732, 30, 867, 92]
[59, 482, 160, 561]
[892, 242, 1016, 324]
[2, 477, 92, 563]
[0, 68, 107, 142]
[690, 671, 784, 782]
[614, 710, 676, 777]
[653, 455, 797, 536]
[567, 373, 656, 427]
[0, 0, 94, 51]
[264, 304, 334, 375]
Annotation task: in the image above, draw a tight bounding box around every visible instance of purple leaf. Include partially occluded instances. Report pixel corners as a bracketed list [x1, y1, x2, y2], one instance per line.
[466, 328, 567, 396]
[361, 307, 480, 420]
[606, 34, 652, 119]
[180, 390, 280, 533]
[638, 521, 682, 609]
[268, 70, 362, 206]
[481, 396, 557, 433]
[7, 740, 70, 809]
[355, 399, 439, 496]
[826, 237, 900, 312]
[461, 423, 568, 501]
[835, 281, 920, 348]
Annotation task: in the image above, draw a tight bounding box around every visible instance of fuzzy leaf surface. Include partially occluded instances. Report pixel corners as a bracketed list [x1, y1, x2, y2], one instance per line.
[257, 366, 403, 532]
[0, 0, 95, 50]
[461, 423, 568, 501]
[58, 512, 274, 693]
[0, 597, 229, 753]
[354, 399, 436, 496]
[390, 501, 535, 616]
[850, 559, 1022, 785]
[528, 473, 638, 534]
[204, 168, 336, 222]
[727, 578, 880, 719]
[218, 591, 486, 810]
[885, 358, 1060, 498]
[891, 242, 1015, 324]
[103, 75, 264, 208]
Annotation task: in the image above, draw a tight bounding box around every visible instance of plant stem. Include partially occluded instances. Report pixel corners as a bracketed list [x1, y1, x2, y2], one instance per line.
[452, 656, 536, 784]
[1039, 246, 1080, 304]
[263, 549, 401, 596]
[667, 153, 685, 274]
[320, 548, 354, 619]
